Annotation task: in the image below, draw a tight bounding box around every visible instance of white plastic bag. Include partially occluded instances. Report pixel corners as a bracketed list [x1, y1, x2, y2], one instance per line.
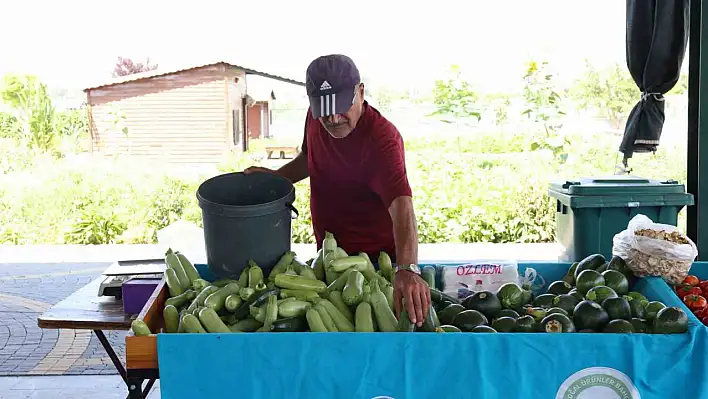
[441, 260, 523, 298]
[612, 214, 698, 284]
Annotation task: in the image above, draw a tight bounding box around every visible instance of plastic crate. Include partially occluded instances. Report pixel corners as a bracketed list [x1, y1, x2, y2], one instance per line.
[548, 176, 693, 262]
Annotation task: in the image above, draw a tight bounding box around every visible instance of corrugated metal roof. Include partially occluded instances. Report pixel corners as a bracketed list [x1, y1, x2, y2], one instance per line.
[83, 61, 304, 91]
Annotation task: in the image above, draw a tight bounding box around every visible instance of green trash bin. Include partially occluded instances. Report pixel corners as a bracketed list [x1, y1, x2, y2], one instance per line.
[548, 176, 694, 262]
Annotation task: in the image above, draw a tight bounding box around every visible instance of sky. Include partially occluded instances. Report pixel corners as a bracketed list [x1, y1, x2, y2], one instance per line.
[0, 0, 648, 99]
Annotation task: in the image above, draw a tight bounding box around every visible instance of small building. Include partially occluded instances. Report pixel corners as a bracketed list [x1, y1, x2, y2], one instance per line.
[83, 61, 303, 164]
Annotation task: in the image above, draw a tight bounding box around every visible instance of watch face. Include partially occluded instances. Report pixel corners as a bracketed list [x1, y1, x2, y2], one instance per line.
[398, 264, 421, 275]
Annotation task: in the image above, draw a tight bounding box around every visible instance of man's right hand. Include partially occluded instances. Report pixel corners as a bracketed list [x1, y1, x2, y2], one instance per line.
[244, 166, 277, 175]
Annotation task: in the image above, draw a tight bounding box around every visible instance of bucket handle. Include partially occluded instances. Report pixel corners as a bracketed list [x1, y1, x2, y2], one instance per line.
[287, 203, 299, 219]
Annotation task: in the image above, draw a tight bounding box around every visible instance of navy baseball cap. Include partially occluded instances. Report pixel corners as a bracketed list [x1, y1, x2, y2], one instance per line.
[305, 54, 361, 118]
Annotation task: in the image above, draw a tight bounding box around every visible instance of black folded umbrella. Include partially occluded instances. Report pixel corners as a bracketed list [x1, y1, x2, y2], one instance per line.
[620, 0, 689, 169]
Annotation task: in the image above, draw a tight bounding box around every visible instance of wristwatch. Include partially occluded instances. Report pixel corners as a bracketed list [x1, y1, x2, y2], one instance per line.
[395, 264, 421, 275]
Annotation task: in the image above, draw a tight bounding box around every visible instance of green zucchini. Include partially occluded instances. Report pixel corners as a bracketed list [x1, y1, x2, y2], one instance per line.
[269, 251, 296, 279]
[199, 308, 231, 333]
[291, 259, 308, 275]
[370, 280, 398, 332]
[355, 302, 375, 332]
[283, 264, 298, 276]
[271, 315, 308, 332]
[383, 285, 395, 310]
[313, 249, 325, 281]
[362, 283, 372, 304]
[263, 295, 278, 331]
[327, 291, 354, 323]
[224, 294, 243, 312]
[194, 286, 220, 307]
[330, 256, 368, 273]
[175, 252, 201, 284]
[334, 247, 348, 258]
[275, 274, 327, 293]
[315, 304, 339, 332]
[204, 282, 241, 312]
[323, 231, 337, 253]
[212, 279, 238, 288]
[164, 290, 196, 308]
[238, 265, 250, 288]
[247, 260, 264, 289]
[279, 289, 320, 302]
[239, 287, 255, 301]
[181, 314, 206, 333]
[342, 270, 365, 306]
[378, 252, 394, 283]
[318, 299, 354, 332]
[229, 317, 262, 332]
[327, 268, 354, 293]
[398, 299, 416, 332]
[421, 266, 436, 288]
[430, 288, 462, 304]
[298, 265, 318, 280]
[166, 253, 191, 290]
[306, 308, 328, 332]
[192, 306, 204, 317]
[131, 319, 152, 336]
[278, 299, 311, 318]
[163, 305, 180, 333]
[164, 268, 184, 297]
[191, 279, 210, 291]
[232, 287, 279, 319]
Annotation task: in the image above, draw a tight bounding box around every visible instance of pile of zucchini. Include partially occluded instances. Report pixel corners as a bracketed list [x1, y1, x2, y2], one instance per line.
[131, 233, 454, 336]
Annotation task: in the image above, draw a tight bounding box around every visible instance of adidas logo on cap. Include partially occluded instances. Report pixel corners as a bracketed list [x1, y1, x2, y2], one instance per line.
[320, 81, 332, 91]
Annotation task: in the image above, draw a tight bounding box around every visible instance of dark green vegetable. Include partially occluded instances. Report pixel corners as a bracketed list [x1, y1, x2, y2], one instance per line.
[271, 316, 308, 332]
[229, 318, 262, 332]
[232, 286, 280, 319]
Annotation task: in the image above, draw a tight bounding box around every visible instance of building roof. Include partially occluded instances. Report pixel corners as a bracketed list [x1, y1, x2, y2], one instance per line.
[83, 61, 304, 91]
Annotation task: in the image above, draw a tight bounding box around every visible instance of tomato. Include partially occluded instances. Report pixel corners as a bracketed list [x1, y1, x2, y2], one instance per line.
[702, 316, 708, 326]
[683, 294, 708, 312]
[676, 284, 702, 299]
[683, 275, 700, 286]
[699, 281, 708, 294]
[695, 307, 707, 318]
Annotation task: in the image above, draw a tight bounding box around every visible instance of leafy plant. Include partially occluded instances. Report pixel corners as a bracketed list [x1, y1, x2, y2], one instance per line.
[1, 73, 57, 152]
[429, 65, 482, 123]
[521, 60, 570, 163]
[572, 61, 638, 129]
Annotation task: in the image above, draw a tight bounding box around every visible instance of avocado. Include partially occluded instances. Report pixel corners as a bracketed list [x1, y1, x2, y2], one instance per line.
[567, 262, 579, 280]
[462, 291, 502, 319]
[630, 318, 649, 333]
[607, 255, 634, 282]
[585, 286, 618, 304]
[514, 315, 537, 332]
[595, 262, 609, 273]
[547, 281, 573, 296]
[553, 294, 580, 315]
[601, 270, 630, 296]
[493, 309, 520, 320]
[496, 283, 525, 309]
[601, 297, 632, 321]
[603, 319, 634, 333]
[546, 307, 569, 317]
[653, 307, 688, 334]
[440, 325, 462, 332]
[540, 313, 575, 333]
[438, 304, 465, 325]
[452, 310, 488, 332]
[627, 298, 648, 319]
[574, 254, 606, 280]
[533, 294, 557, 308]
[568, 288, 585, 302]
[573, 300, 610, 331]
[575, 270, 605, 295]
[491, 317, 516, 332]
[471, 325, 497, 333]
[644, 301, 667, 321]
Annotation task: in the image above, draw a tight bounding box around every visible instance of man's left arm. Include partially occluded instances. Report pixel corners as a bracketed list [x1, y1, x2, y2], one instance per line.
[368, 129, 430, 327]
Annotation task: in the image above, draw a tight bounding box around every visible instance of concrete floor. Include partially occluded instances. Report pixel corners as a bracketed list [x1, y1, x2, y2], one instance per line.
[0, 375, 160, 398]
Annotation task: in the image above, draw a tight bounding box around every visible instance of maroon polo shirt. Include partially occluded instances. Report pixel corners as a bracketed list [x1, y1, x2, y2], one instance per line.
[301, 101, 412, 259]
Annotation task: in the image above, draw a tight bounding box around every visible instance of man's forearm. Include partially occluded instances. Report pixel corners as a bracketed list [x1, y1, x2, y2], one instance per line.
[277, 152, 309, 184]
[389, 196, 419, 266]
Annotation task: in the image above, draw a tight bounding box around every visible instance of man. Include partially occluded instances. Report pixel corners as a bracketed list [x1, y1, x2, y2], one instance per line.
[245, 54, 430, 326]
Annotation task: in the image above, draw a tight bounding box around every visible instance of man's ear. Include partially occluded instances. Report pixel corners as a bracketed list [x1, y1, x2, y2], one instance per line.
[358, 83, 365, 101]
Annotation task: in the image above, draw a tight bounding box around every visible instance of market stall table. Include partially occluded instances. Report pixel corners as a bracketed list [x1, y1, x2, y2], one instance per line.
[37, 277, 160, 399]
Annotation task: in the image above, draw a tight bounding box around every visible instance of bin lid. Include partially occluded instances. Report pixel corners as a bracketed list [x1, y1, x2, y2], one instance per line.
[548, 175, 687, 196]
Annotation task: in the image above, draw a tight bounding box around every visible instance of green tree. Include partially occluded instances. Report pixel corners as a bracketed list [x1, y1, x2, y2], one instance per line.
[668, 73, 689, 95]
[429, 65, 482, 123]
[1, 74, 57, 151]
[573, 61, 638, 129]
[521, 60, 569, 162]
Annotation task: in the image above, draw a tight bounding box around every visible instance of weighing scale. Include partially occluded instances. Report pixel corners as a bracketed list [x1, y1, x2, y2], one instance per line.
[98, 258, 166, 299]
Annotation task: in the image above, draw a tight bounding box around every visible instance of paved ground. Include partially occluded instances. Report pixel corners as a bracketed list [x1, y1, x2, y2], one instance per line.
[0, 262, 125, 377]
[0, 375, 161, 398]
